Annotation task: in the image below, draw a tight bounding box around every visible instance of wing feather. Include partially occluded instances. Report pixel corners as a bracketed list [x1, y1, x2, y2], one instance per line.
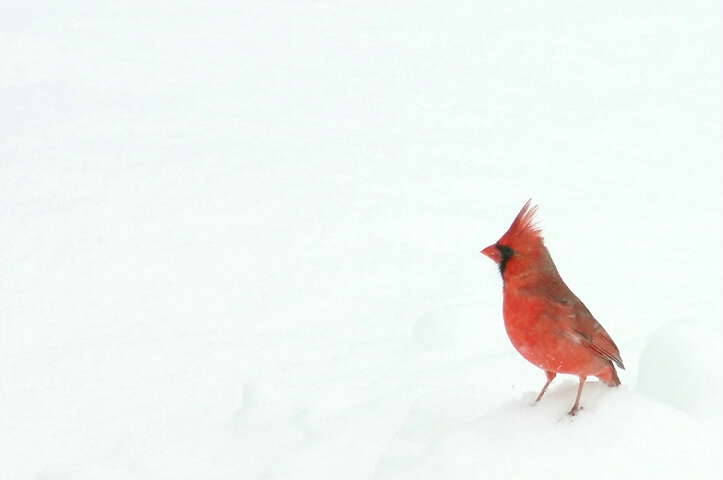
[559, 297, 625, 370]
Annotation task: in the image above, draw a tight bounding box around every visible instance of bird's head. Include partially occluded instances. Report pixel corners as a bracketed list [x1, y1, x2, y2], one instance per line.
[481, 199, 546, 279]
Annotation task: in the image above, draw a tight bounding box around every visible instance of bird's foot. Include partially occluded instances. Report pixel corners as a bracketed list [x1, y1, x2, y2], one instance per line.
[568, 406, 583, 416]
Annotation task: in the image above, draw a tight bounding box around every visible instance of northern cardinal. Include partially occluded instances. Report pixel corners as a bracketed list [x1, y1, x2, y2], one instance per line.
[481, 200, 624, 414]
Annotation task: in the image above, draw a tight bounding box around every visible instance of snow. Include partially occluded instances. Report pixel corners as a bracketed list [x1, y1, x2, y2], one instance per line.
[1, 1, 722, 479]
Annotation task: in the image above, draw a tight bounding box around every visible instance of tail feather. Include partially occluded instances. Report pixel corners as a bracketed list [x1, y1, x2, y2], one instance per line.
[609, 366, 621, 386]
[597, 363, 621, 387]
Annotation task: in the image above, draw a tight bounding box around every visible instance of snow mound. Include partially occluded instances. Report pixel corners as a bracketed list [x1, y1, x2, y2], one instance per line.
[636, 321, 723, 428]
[378, 387, 722, 480]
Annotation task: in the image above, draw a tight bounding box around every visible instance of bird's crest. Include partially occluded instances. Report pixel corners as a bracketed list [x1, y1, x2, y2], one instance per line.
[499, 199, 543, 247]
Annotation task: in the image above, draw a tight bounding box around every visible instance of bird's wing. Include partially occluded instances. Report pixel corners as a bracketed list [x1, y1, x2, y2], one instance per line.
[559, 298, 625, 370]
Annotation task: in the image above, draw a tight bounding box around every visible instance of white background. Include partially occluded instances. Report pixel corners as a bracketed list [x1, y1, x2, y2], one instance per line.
[2, 1, 721, 479]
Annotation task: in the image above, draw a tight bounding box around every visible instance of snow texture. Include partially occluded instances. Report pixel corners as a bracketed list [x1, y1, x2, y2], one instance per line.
[1, 1, 722, 479]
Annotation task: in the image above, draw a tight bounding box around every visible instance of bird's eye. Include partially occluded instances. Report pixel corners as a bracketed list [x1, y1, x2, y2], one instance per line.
[497, 244, 515, 260]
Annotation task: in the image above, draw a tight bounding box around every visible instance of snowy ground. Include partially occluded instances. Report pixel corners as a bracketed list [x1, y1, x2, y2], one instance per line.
[2, 1, 722, 479]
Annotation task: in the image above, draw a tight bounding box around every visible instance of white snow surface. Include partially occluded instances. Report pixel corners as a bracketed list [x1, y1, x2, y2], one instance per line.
[2, 2, 722, 479]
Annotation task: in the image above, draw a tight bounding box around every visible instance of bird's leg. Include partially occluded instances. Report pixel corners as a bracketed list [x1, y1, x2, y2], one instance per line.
[535, 371, 557, 402]
[569, 376, 586, 415]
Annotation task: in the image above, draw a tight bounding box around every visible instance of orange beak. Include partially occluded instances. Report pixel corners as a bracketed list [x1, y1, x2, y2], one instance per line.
[481, 244, 501, 264]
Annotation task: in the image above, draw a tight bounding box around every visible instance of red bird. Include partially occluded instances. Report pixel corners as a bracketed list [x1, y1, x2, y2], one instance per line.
[481, 200, 624, 414]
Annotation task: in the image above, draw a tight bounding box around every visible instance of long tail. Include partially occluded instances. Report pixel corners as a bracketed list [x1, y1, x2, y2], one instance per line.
[598, 363, 621, 387]
[609, 366, 621, 386]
